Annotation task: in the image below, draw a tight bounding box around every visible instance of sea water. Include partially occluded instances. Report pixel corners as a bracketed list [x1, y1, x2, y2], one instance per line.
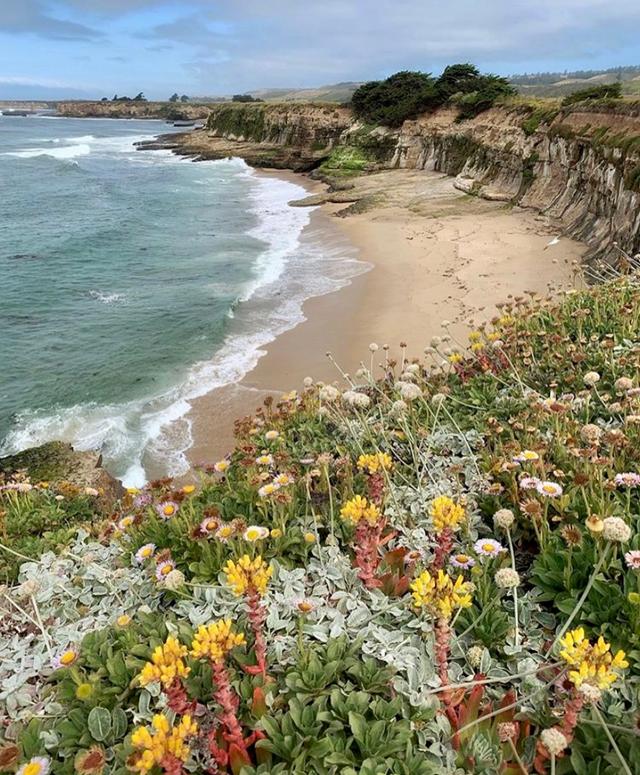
[0, 116, 364, 485]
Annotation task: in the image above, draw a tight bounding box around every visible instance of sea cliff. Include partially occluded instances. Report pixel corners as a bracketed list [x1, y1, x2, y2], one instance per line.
[56, 100, 212, 120]
[148, 100, 640, 264]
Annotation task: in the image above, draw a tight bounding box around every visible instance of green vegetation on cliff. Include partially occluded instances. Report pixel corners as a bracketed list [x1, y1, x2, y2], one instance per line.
[351, 64, 515, 127]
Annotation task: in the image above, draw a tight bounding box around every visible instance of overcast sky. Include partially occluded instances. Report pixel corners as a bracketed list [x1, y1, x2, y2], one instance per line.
[1, 0, 639, 99]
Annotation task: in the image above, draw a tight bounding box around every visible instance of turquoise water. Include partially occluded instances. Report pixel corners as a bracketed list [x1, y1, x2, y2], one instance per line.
[0, 117, 362, 484]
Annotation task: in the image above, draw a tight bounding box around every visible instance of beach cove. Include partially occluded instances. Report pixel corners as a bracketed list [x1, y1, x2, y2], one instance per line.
[184, 164, 585, 466]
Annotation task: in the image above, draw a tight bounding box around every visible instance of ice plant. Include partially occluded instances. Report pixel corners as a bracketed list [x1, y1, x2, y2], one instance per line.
[223, 555, 272, 676]
[340, 495, 389, 588]
[411, 568, 473, 729]
[190, 620, 254, 772]
[129, 714, 197, 775]
[429, 495, 465, 569]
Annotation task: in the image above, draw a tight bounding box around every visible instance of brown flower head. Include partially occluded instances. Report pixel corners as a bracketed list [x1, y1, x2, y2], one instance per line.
[74, 746, 106, 775]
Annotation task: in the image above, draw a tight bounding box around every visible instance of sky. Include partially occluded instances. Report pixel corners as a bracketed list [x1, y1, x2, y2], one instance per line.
[1, 0, 640, 100]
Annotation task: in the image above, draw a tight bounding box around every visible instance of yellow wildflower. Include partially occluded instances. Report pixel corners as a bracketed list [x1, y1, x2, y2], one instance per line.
[182, 485, 195, 494]
[470, 342, 484, 353]
[130, 714, 197, 774]
[448, 352, 463, 364]
[559, 628, 628, 690]
[190, 619, 245, 663]
[223, 554, 272, 597]
[357, 452, 393, 474]
[468, 330, 482, 342]
[75, 683, 94, 701]
[138, 636, 190, 689]
[304, 532, 316, 543]
[429, 495, 465, 534]
[340, 495, 381, 526]
[410, 569, 473, 621]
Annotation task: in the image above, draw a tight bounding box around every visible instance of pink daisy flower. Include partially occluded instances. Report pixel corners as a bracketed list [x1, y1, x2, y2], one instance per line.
[624, 550, 640, 570]
[473, 538, 506, 558]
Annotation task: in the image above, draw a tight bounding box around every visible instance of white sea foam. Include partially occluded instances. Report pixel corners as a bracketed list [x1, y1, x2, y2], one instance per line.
[4, 133, 154, 160]
[89, 290, 126, 304]
[0, 152, 369, 487]
[7, 143, 92, 159]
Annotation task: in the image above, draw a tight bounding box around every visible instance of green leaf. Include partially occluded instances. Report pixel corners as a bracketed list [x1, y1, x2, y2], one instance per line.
[87, 706, 112, 742]
[348, 711, 368, 743]
[111, 706, 128, 740]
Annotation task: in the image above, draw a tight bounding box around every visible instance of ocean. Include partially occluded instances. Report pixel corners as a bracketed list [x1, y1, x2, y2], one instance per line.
[0, 116, 363, 486]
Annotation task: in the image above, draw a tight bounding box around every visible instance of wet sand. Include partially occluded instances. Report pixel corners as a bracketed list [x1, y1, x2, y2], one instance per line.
[185, 167, 585, 465]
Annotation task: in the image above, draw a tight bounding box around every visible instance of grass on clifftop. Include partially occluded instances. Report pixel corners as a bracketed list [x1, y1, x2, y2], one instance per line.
[2, 279, 640, 774]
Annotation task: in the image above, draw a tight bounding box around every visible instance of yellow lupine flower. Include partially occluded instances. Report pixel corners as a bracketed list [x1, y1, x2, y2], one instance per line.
[559, 628, 628, 690]
[340, 495, 381, 526]
[190, 619, 245, 663]
[357, 452, 393, 474]
[223, 554, 272, 597]
[138, 636, 190, 688]
[429, 495, 465, 534]
[410, 569, 473, 622]
[130, 714, 197, 774]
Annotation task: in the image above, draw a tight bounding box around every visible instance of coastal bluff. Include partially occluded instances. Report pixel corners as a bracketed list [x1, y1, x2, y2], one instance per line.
[55, 100, 211, 120]
[144, 99, 640, 266]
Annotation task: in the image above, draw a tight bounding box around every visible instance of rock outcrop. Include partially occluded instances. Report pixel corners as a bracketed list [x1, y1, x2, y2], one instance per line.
[156, 100, 640, 265]
[0, 441, 123, 512]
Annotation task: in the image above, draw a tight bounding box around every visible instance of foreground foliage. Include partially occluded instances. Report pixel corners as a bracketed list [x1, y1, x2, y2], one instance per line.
[2, 278, 640, 774]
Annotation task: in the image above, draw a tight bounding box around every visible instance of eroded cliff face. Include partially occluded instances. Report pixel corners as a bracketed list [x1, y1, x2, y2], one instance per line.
[202, 101, 640, 264]
[56, 101, 211, 120]
[389, 105, 640, 264]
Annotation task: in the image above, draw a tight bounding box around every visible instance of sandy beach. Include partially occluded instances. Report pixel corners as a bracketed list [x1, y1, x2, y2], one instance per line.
[186, 167, 585, 465]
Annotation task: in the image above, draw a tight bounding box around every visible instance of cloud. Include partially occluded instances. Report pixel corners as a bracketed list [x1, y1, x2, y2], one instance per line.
[0, 0, 102, 40]
[2, 1, 640, 98]
[116, 0, 640, 91]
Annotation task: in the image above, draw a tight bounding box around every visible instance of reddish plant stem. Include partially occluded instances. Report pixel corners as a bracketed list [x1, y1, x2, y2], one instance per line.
[560, 691, 584, 743]
[211, 661, 247, 754]
[366, 472, 385, 505]
[534, 690, 585, 773]
[432, 527, 453, 570]
[354, 519, 385, 588]
[160, 754, 184, 775]
[435, 618, 459, 736]
[246, 589, 268, 678]
[165, 678, 195, 715]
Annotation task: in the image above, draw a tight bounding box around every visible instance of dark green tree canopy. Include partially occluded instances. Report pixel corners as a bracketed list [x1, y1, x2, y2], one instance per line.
[351, 64, 515, 126]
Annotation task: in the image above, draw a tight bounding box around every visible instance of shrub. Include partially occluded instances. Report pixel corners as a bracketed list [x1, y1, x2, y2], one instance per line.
[562, 82, 623, 106]
[351, 65, 515, 127]
[351, 71, 440, 128]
